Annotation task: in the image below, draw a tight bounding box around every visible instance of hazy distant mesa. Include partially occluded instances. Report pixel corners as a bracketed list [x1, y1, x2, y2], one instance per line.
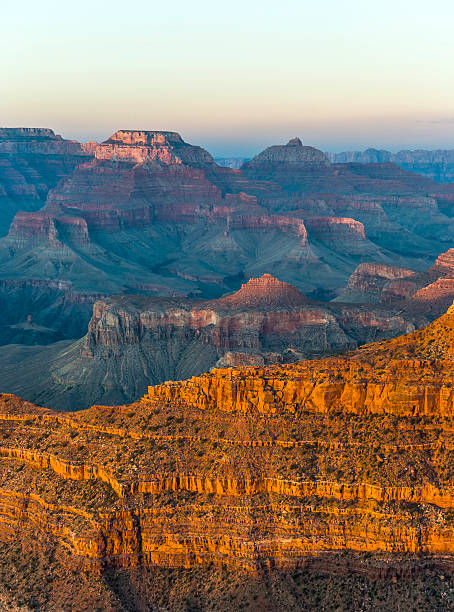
[218, 146, 454, 184]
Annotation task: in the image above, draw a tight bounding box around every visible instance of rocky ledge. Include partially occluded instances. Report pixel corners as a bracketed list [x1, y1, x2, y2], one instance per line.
[0, 127, 87, 156]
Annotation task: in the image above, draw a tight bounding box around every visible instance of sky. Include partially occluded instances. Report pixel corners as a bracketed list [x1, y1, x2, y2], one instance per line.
[2, 0, 454, 156]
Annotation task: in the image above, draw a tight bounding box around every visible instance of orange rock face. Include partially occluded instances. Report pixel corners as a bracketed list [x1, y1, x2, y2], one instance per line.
[0, 304, 453, 572]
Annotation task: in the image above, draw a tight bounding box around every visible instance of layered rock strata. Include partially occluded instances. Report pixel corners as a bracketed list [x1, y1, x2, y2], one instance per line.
[0, 275, 423, 410]
[0, 128, 91, 235]
[3, 130, 454, 297]
[0, 304, 453, 572]
[336, 263, 418, 303]
[94, 130, 215, 166]
[338, 248, 454, 319]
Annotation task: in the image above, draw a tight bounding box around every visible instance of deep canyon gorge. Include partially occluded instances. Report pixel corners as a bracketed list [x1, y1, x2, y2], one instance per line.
[0, 127, 453, 610]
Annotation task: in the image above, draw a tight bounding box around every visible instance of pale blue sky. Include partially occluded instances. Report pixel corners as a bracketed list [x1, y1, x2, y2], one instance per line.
[2, 0, 454, 155]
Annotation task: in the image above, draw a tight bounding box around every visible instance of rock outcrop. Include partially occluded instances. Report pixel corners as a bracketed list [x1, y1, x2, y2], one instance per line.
[243, 137, 331, 167]
[357, 298, 454, 362]
[9, 211, 90, 245]
[218, 274, 309, 307]
[94, 130, 215, 166]
[336, 263, 418, 303]
[336, 248, 454, 321]
[430, 248, 454, 275]
[0, 128, 86, 156]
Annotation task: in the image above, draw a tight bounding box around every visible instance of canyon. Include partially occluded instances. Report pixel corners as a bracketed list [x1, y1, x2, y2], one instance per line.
[0, 273, 429, 410]
[0, 302, 452, 608]
[2, 249, 454, 410]
[1, 130, 454, 299]
[1, 129, 454, 412]
[0, 127, 454, 608]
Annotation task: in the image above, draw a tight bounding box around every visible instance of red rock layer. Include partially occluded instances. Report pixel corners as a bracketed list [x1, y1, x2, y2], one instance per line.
[3, 128, 454, 302]
[430, 248, 454, 276]
[218, 274, 309, 307]
[0, 128, 92, 234]
[338, 263, 417, 303]
[9, 212, 89, 244]
[94, 130, 214, 166]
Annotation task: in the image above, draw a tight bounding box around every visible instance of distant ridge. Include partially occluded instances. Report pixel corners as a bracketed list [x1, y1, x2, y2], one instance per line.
[327, 147, 454, 183]
[243, 137, 331, 168]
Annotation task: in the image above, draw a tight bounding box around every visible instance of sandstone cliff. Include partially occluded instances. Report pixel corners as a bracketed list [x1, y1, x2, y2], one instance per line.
[95, 130, 215, 166]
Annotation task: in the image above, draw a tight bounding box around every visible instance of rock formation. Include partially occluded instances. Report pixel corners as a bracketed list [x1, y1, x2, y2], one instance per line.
[0, 128, 86, 156]
[2, 128, 454, 298]
[217, 273, 309, 307]
[430, 248, 454, 275]
[0, 274, 433, 410]
[0, 128, 91, 235]
[337, 248, 454, 320]
[336, 263, 418, 303]
[95, 129, 215, 166]
[243, 137, 331, 167]
[0, 279, 99, 345]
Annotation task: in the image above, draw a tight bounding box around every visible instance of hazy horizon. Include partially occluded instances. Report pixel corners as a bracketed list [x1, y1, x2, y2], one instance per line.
[3, 0, 454, 157]
[5, 124, 454, 159]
